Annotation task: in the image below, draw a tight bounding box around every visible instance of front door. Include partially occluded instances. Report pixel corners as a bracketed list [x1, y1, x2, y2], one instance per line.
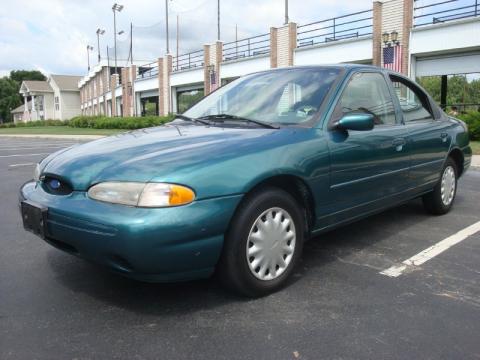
[320, 71, 410, 227]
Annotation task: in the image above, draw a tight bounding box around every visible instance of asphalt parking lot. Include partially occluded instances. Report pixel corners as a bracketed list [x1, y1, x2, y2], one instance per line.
[1, 137, 479, 360]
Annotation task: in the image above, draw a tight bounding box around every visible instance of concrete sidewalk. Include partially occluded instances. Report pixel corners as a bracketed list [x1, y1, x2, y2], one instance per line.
[472, 155, 480, 168]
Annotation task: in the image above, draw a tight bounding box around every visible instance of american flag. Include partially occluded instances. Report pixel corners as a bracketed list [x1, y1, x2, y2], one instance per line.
[383, 45, 402, 72]
[210, 70, 218, 91]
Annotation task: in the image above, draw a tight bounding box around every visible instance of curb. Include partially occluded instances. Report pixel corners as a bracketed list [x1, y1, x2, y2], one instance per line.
[0, 134, 105, 140]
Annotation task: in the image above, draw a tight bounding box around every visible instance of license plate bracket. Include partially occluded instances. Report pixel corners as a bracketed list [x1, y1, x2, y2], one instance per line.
[21, 200, 48, 239]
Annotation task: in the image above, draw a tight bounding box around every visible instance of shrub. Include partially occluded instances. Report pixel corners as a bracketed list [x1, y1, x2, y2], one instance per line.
[457, 111, 480, 141]
[0, 115, 174, 130]
[68, 115, 174, 130]
[0, 119, 68, 128]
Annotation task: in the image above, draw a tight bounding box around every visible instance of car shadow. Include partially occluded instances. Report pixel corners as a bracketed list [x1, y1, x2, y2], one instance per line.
[46, 197, 445, 315]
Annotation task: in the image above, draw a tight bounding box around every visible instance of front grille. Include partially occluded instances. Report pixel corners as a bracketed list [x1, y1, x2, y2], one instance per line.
[42, 176, 73, 195]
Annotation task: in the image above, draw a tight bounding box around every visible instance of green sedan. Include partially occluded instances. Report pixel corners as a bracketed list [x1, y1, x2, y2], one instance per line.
[20, 65, 472, 297]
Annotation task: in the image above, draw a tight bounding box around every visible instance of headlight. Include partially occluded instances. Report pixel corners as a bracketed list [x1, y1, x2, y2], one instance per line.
[33, 164, 41, 181]
[87, 182, 195, 207]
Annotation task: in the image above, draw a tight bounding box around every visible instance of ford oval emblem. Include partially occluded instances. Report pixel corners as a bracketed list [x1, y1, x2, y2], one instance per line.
[49, 179, 61, 190]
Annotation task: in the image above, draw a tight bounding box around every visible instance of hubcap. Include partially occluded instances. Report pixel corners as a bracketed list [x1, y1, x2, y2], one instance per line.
[441, 165, 456, 206]
[246, 207, 296, 281]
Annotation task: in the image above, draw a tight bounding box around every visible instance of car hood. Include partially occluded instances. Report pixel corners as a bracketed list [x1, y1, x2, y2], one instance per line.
[41, 122, 291, 191]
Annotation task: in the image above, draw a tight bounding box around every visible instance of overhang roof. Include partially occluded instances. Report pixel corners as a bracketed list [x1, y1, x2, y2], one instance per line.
[20, 80, 53, 93]
[50, 74, 83, 91]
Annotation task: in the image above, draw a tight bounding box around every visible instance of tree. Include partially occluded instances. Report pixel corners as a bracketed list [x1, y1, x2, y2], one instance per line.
[10, 70, 46, 83]
[0, 70, 46, 122]
[418, 75, 480, 112]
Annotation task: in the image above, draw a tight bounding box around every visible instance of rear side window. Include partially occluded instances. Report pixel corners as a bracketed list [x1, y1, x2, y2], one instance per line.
[334, 72, 396, 126]
[389, 75, 434, 122]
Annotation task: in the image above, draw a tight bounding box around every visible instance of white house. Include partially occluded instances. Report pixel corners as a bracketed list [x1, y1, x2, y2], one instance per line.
[15, 74, 82, 123]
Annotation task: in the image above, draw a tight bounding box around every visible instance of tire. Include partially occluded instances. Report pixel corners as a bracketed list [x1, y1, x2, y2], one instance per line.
[218, 187, 305, 297]
[422, 157, 458, 215]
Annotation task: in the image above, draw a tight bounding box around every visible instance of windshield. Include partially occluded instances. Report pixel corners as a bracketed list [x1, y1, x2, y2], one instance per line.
[184, 68, 341, 126]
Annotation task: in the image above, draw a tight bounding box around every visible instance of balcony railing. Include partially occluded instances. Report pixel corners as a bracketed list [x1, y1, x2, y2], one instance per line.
[414, 0, 479, 27]
[297, 9, 373, 48]
[222, 33, 270, 62]
[173, 49, 204, 72]
[138, 61, 159, 79]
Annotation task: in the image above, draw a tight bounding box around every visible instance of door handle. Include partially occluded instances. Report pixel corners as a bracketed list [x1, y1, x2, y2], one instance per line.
[392, 138, 406, 151]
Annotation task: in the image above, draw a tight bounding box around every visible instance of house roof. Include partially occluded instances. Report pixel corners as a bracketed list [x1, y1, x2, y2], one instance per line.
[22, 80, 53, 93]
[50, 74, 83, 91]
[11, 101, 31, 114]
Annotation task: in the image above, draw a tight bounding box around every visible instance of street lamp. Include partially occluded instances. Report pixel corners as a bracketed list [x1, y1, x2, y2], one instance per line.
[382, 31, 399, 47]
[118, 30, 125, 35]
[112, 3, 124, 75]
[96, 28, 105, 62]
[86, 45, 94, 71]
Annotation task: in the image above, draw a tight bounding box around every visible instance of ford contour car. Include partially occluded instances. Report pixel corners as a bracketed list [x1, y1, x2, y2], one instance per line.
[20, 65, 472, 297]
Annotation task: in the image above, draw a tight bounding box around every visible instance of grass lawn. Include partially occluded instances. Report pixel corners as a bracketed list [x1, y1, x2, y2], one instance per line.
[471, 141, 480, 155]
[0, 126, 124, 136]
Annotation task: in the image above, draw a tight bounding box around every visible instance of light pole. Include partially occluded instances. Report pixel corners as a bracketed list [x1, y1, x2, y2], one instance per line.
[217, 0, 220, 40]
[176, 14, 179, 69]
[96, 28, 105, 62]
[284, 0, 289, 24]
[112, 3, 124, 75]
[165, 0, 170, 54]
[86, 45, 94, 71]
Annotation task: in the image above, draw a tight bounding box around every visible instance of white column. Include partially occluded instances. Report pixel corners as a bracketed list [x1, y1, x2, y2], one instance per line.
[22, 96, 28, 122]
[31, 95, 36, 121]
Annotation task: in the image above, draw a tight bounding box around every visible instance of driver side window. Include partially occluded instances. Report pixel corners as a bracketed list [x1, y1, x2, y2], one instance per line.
[335, 72, 396, 126]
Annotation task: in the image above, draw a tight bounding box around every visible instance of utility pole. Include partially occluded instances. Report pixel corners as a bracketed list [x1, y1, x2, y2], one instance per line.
[284, 0, 289, 24]
[217, 0, 220, 40]
[165, 0, 170, 54]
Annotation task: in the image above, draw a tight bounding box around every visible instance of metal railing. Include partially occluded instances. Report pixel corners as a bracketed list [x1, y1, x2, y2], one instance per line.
[173, 49, 204, 72]
[414, 0, 479, 27]
[223, 33, 270, 62]
[297, 9, 373, 48]
[138, 61, 159, 79]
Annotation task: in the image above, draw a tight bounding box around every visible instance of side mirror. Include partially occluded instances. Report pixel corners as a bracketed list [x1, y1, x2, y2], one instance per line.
[334, 112, 375, 131]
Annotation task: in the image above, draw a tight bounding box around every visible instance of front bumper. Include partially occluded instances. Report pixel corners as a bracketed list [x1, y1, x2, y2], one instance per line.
[20, 181, 242, 282]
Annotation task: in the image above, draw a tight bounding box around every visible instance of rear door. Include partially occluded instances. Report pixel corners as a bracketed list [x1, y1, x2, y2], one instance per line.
[388, 75, 451, 187]
[321, 71, 410, 226]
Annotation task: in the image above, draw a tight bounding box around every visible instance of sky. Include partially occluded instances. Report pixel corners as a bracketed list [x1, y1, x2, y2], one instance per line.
[0, 0, 373, 78]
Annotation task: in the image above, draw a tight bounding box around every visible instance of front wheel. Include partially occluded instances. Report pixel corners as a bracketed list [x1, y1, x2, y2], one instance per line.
[423, 157, 458, 215]
[218, 187, 305, 297]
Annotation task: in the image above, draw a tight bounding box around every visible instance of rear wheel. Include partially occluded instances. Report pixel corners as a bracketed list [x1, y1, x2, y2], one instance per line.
[423, 157, 458, 215]
[218, 187, 305, 297]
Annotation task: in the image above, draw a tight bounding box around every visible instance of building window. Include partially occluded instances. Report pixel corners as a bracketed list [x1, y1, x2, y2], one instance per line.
[177, 89, 204, 113]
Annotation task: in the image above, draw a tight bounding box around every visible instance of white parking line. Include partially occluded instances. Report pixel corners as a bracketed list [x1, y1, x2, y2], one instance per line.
[0, 153, 50, 158]
[0, 146, 66, 152]
[8, 163, 35, 167]
[380, 220, 480, 277]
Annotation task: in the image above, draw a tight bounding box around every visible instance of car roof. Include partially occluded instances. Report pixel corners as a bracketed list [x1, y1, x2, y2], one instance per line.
[249, 64, 402, 77]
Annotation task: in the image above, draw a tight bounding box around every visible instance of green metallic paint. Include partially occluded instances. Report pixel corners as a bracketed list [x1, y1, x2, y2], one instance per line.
[20, 65, 472, 282]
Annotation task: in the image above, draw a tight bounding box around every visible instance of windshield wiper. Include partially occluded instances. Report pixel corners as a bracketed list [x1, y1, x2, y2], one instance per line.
[198, 114, 279, 129]
[175, 114, 210, 126]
